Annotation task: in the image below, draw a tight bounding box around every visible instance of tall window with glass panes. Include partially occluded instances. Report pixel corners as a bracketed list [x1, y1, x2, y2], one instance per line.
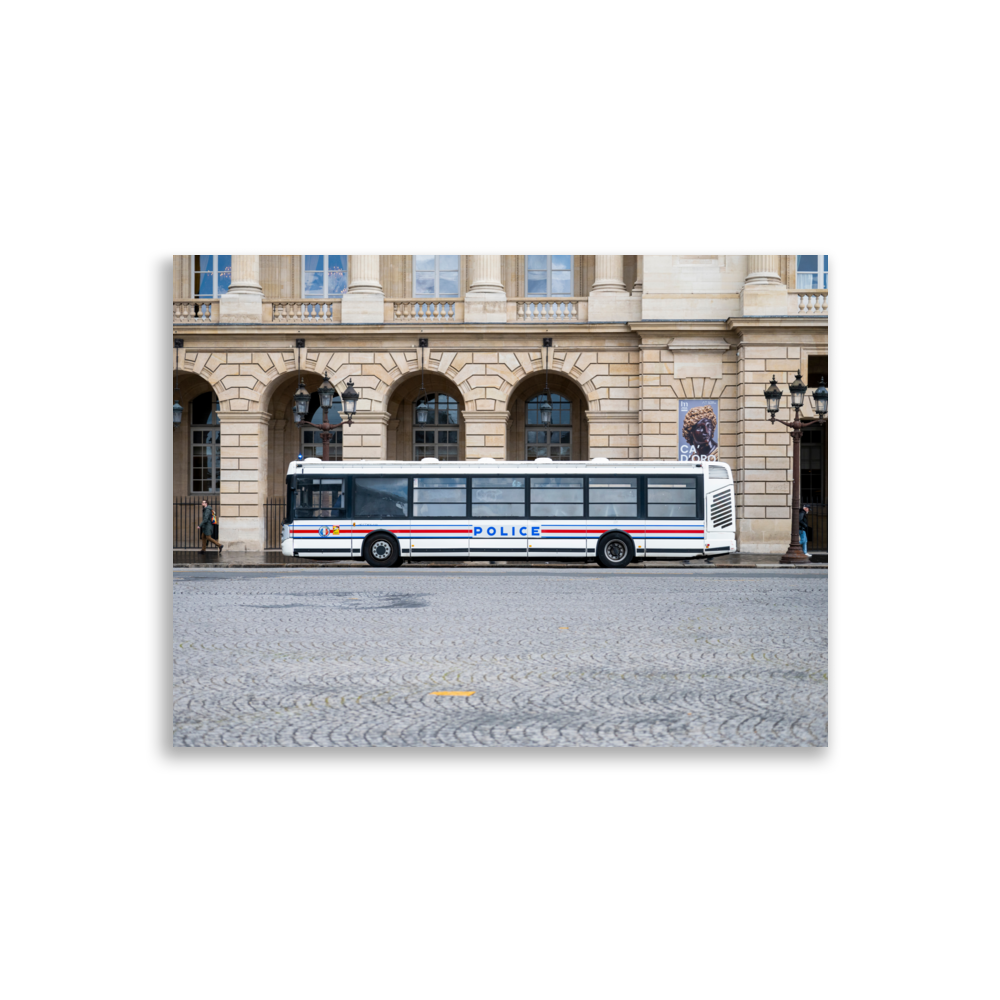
[413, 256, 460, 297]
[190, 391, 220, 493]
[526, 393, 572, 459]
[414, 393, 460, 459]
[192, 256, 231, 298]
[796, 255, 828, 289]
[526, 256, 573, 296]
[303, 255, 348, 297]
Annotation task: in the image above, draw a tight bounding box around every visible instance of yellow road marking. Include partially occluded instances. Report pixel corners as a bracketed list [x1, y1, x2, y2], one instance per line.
[559, 627, 569, 630]
[432, 691, 475, 696]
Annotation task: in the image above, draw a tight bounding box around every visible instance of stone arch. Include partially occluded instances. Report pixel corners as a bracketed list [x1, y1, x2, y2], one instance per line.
[505, 370, 590, 461]
[263, 369, 345, 497]
[173, 372, 219, 496]
[384, 371, 468, 461]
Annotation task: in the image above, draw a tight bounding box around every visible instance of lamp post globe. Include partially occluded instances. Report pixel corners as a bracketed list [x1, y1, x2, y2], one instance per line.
[788, 371, 807, 412]
[763, 376, 783, 422]
[317, 373, 337, 412]
[812, 376, 828, 417]
[341, 378, 359, 424]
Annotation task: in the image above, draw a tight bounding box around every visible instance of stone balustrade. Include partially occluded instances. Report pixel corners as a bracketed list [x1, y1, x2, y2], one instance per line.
[790, 291, 828, 315]
[173, 300, 218, 323]
[268, 300, 342, 323]
[511, 298, 586, 321]
[390, 299, 462, 321]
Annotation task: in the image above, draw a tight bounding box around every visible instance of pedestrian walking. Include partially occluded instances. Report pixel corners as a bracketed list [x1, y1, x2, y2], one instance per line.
[799, 504, 810, 556]
[200, 499, 223, 553]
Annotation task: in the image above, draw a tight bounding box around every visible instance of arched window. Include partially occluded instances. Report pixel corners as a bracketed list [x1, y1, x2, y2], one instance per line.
[796, 255, 828, 290]
[190, 391, 220, 492]
[526, 255, 573, 296]
[301, 391, 343, 460]
[526, 392, 572, 460]
[414, 393, 459, 460]
[192, 256, 231, 298]
[414, 255, 460, 297]
[303, 255, 348, 298]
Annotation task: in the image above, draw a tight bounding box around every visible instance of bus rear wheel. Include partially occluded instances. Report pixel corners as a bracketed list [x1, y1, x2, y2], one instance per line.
[597, 533, 634, 569]
[364, 534, 400, 568]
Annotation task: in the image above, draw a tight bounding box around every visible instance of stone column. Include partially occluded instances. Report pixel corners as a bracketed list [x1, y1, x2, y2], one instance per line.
[632, 255, 643, 297]
[464, 255, 507, 322]
[589, 254, 638, 321]
[592, 255, 626, 294]
[341, 411, 389, 460]
[464, 410, 509, 458]
[740, 255, 788, 316]
[341, 255, 385, 323]
[219, 254, 263, 323]
[218, 410, 269, 551]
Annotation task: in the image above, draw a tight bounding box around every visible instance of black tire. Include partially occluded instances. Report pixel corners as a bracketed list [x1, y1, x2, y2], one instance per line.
[596, 533, 634, 569]
[364, 534, 399, 568]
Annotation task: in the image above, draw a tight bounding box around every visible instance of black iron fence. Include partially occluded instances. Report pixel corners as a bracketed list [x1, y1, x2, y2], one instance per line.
[173, 495, 218, 549]
[173, 496, 286, 549]
[805, 503, 828, 552]
[265, 497, 285, 550]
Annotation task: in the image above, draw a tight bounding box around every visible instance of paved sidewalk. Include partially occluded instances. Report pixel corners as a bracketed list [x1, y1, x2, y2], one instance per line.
[174, 549, 827, 569]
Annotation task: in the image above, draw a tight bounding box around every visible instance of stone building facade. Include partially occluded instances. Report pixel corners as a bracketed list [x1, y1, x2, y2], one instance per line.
[172, 255, 829, 552]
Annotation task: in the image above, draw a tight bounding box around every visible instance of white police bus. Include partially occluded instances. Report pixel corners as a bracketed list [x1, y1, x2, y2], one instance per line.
[281, 457, 736, 567]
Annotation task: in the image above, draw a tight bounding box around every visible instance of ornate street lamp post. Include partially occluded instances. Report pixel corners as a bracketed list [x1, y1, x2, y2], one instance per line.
[764, 372, 828, 564]
[293, 373, 358, 461]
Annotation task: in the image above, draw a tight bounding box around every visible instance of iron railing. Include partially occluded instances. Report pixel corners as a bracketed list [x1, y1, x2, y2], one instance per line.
[174, 495, 219, 549]
[265, 497, 286, 550]
[805, 503, 828, 553]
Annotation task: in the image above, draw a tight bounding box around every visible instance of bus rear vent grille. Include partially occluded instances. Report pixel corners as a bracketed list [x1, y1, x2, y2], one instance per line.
[710, 489, 734, 529]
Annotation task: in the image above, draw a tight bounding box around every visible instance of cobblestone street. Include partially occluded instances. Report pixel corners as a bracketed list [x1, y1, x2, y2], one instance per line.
[173, 567, 828, 747]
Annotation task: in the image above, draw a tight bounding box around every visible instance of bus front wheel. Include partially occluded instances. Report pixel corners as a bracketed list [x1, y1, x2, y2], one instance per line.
[597, 533, 634, 569]
[364, 534, 400, 568]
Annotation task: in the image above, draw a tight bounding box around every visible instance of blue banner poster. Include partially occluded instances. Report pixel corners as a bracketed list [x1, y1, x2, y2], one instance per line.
[678, 399, 719, 461]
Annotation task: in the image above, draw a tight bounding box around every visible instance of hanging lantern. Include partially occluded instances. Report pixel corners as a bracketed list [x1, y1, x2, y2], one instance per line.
[763, 375, 783, 420]
[293, 378, 310, 422]
[540, 396, 553, 425]
[318, 373, 337, 412]
[788, 371, 807, 412]
[416, 396, 431, 424]
[812, 376, 828, 417]
[172, 400, 183, 427]
[344, 379, 358, 417]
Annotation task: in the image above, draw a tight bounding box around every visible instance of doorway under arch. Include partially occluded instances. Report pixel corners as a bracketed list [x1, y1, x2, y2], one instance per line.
[385, 372, 466, 461]
[506, 372, 588, 461]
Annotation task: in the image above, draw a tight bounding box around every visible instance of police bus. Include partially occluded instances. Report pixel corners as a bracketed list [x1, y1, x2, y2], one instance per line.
[281, 457, 736, 567]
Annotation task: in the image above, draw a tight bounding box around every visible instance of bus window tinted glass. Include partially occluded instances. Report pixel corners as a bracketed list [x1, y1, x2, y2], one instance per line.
[294, 478, 345, 518]
[472, 488, 523, 502]
[531, 489, 581, 503]
[413, 489, 466, 502]
[648, 503, 698, 518]
[413, 504, 466, 517]
[472, 504, 525, 516]
[354, 478, 409, 517]
[590, 505, 639, 517]
[414, 478, 465, 487]
[531, 504, 584, 516]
